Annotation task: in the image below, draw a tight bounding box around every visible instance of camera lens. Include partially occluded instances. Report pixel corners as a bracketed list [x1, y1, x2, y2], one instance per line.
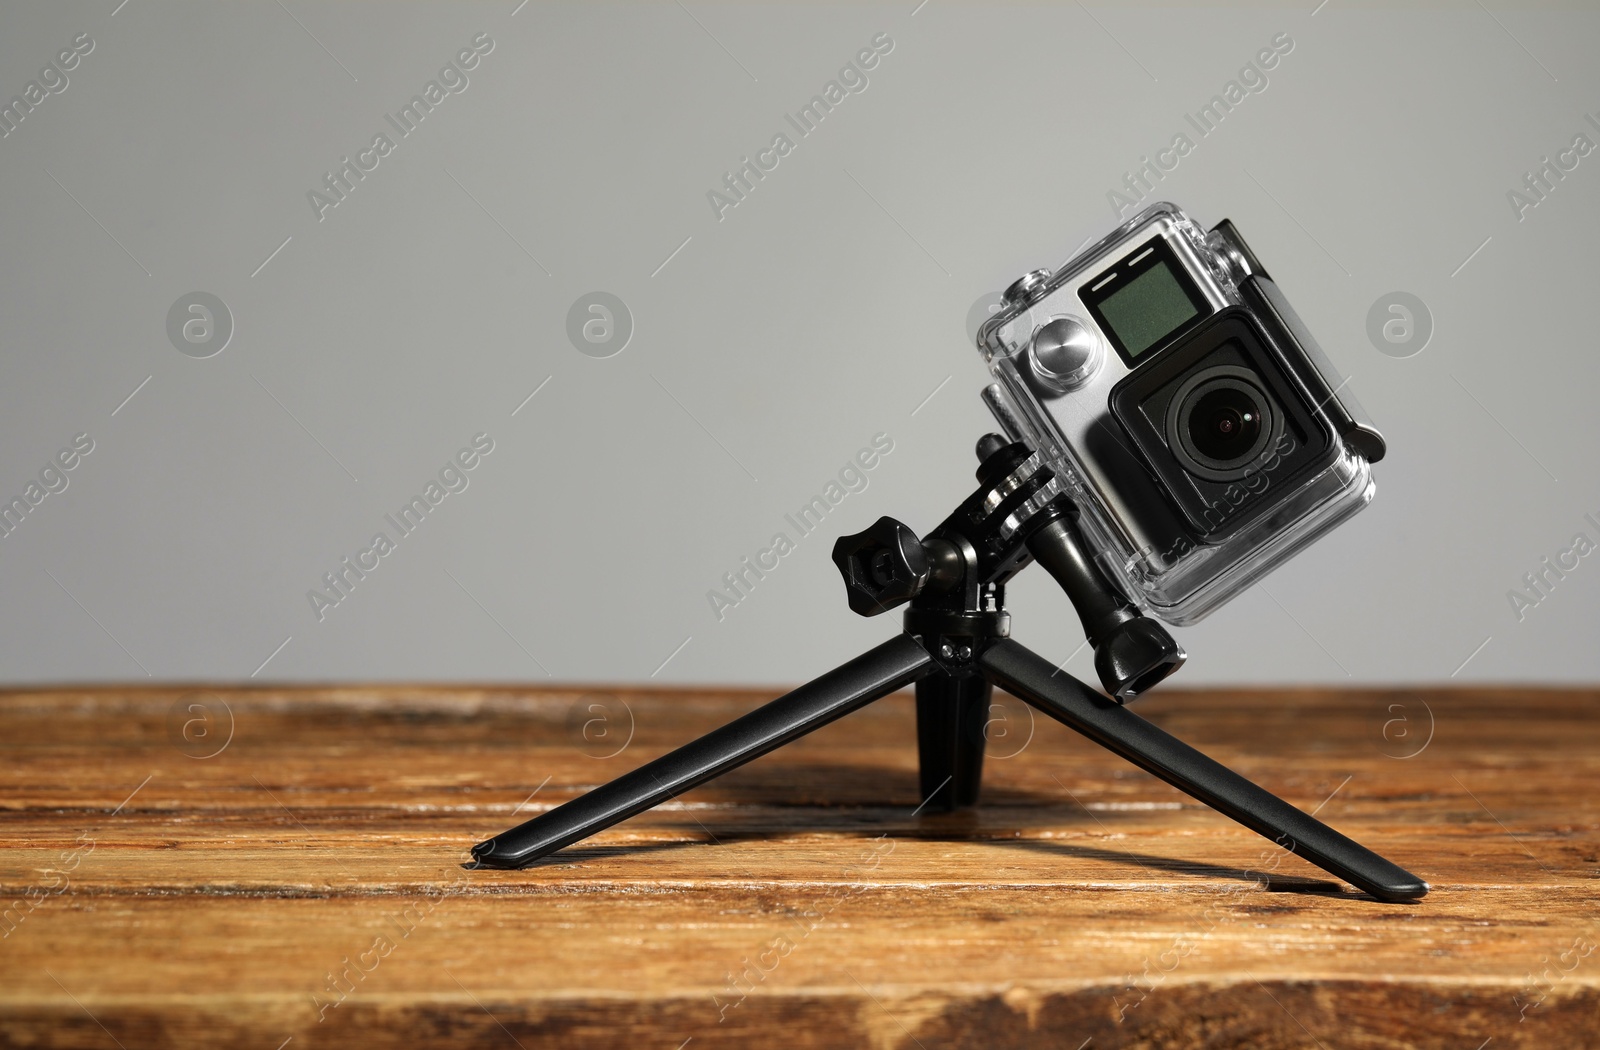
[1186, 387, 1263, 462]
[1163, 365, 1281, 483]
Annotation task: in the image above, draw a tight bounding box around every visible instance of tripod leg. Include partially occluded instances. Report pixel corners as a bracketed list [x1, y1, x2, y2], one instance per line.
[979, 639, 1427, 902]
[472, 634, 936, 868]
[915, 674, 991, 811]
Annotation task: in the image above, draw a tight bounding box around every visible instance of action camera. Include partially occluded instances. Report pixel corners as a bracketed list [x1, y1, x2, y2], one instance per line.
[977, 202, 1384, 625]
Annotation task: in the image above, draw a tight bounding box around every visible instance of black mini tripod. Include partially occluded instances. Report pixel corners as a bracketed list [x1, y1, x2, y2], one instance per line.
[474, 436, 1426, 902]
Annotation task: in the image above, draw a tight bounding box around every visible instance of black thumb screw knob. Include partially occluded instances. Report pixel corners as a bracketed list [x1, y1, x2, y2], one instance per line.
[832, 516, 930, 616]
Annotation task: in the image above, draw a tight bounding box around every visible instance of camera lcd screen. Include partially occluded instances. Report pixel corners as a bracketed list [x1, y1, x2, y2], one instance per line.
[1081, 238, 1210, 364]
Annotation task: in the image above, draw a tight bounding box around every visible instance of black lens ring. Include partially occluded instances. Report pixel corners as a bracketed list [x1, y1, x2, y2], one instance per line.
[1164, 365, 1282, 483]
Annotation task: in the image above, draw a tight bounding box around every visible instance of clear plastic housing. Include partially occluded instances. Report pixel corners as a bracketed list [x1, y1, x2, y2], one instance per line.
[977, 203, 1376, 626]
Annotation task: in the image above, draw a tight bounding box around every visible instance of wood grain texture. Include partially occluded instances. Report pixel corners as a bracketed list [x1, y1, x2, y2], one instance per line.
[0, 682, 1597, 1049]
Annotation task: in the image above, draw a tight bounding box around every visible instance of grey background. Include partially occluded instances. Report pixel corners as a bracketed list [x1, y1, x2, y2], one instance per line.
[1, 0, 1596, 687]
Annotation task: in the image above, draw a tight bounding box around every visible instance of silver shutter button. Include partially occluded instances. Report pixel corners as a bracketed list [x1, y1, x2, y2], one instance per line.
[1028, 316, 1102, 394]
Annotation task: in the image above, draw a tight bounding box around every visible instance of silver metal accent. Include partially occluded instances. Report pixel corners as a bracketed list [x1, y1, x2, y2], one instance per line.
[981, 384, 1026, 444]
[1003, 268, 1052, 307]
[1027, 316, 1103, 394]
[1207, 228, 1256, 283]
[981, 452, 1043, 515]
[997, 474, 1065, 539]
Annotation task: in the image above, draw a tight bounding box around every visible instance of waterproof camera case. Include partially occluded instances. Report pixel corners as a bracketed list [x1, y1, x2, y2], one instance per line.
[977, 202, 1384, 625]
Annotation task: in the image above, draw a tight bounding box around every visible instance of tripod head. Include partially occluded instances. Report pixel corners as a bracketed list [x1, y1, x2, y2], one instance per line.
[832, 435, 1185, 701]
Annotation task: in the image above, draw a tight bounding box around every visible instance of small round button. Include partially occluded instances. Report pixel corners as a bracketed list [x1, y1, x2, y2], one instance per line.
[1028, 316, 1102, 393]
[1003, 269, 1053, 306]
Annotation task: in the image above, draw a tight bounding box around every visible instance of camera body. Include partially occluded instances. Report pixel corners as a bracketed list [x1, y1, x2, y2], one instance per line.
[977, 202, 1384, 626]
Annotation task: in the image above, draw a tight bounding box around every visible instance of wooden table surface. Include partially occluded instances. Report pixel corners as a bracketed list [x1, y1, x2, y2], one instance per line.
[0, 681, 1596, 1049]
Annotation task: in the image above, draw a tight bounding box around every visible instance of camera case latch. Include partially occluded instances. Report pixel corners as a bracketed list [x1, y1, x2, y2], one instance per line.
[1209, 219, 1386, 464]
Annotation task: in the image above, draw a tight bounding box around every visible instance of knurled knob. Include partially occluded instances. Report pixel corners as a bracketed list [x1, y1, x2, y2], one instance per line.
[831, 516, 930, 616]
